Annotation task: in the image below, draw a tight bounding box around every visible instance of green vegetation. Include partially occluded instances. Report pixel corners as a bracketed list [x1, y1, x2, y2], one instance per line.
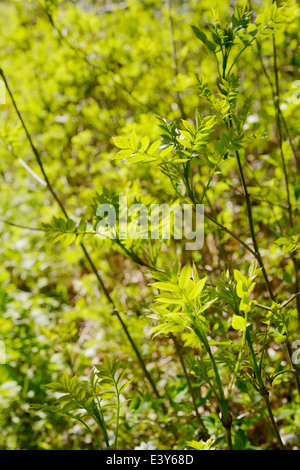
[0, 0, 299, 450]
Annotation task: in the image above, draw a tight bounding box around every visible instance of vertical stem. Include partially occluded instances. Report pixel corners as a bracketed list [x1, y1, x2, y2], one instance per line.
[78, 419, 104, 450]
[194, 323, 232, 449]
[226, 312, 248, 399]
[225, 426, 233, 451]
[246, 329, 285, 449]
[271, 35, 300, 321]
[254, 37, 299, 170]
[113, 378, 120, 450]
[0, 68, 68, 219]
[272, 36, 293, 228]
[233, 144, 275, 302]
[171, 335, 209, 440]
[246, 15, 300, 391]
[252, 29, 300, 318]
[262, 392, 285, 450]
[286, 340, 300, 398]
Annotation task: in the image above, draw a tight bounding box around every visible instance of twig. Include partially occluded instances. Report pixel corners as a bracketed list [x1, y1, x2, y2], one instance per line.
[0, 67, 174, 432]
[0, 218, 45, 232]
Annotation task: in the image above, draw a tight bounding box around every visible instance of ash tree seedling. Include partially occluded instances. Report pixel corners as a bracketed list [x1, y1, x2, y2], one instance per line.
[34, 357, 131, 449]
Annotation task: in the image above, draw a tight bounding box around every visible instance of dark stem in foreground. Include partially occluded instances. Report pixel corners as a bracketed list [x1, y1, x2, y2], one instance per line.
[0, 67, 178, 439]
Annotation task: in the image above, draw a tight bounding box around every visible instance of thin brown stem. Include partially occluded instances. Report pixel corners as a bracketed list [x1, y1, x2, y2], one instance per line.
[262, 390, 285, 450]
[233, 146, 275, 301]
[171, 335, 209, 440]
[271, 35, 300, 320]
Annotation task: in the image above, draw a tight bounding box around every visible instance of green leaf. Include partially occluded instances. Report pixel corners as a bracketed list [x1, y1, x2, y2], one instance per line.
[151, 281, 179, 292]
[189, 278, 206, 300]
[232, 315, 247, 331]
[129, 131, 138, 150]
[247, 23, 257, 36]
[206, 41, 216, 52]
[178, 264, 191, 289]
[139, 135, 150, 152]
[159, 145, 174, 158]
[234, 270, 248, 285]
[191, 25, 207, 44]
[274, 335, 286, 343]
[181, 119, 195, 135]
[113, 136, 130, 149]
[172, 260, 180, 280]
[78, 219, 87, 232]
[63, 233, 77, 246]
[114, 149, 133, 160]
[147, 140, 161, 154]
[66, 218, 76, 232]
[119, 380, 132, 394]
[236, 280, 248, 299]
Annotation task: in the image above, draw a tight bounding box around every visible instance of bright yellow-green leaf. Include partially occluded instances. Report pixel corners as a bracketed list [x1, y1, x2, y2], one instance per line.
[179, 264, 191, 289]
[232, 315, 247, 330]
[189, 277, 206, 300]
[113, 136, 130, 149]
[129, 131, 138, 151]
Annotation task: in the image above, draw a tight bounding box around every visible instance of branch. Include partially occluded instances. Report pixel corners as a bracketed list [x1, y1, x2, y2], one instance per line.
[0, 67, 170, 420]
